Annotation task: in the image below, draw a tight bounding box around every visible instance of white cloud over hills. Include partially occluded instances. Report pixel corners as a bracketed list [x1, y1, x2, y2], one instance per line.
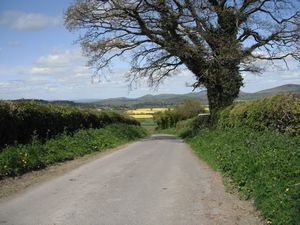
[22, 48, 92, 80]
[0, 48, 133, 99]
[0, 47, 299, 100]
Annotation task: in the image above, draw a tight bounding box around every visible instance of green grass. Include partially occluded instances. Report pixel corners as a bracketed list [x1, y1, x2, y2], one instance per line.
[185, 127, 300, 225]
[0, 124, 147, 178]
[143, 126, 156, 133]
[137, 118, 157, 134]
[138, 118, 155, 126]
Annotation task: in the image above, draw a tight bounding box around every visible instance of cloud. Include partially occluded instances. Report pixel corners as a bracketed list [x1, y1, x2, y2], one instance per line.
[35, 49, 83, 66]
[0, 48, 92, 81]
[0, 47, 198, 99]
[0, 11, 61, 31]
[1, 47, 299, 100]
[0, 49, 104, 93]
[241, 57, 300, 92]
[0, 48, 147, 99]
[16, 49, 91, 79]
[27, 67, 52, 75]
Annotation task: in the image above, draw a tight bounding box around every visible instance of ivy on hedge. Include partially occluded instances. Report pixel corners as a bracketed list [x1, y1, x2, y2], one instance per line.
[217, 94, 300, 135]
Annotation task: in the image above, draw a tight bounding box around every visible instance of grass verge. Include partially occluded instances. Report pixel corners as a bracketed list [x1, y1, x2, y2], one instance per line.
[0, 124, 147, 178]
[137, 118, 157, 133]
[184, 127, 299, 225]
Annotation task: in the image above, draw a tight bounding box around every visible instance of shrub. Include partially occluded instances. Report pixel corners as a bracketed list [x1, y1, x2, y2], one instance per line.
[217, 94, 300, 135]
[154, 99, 206, 129]
[0, 100, 139, 149]
[176, 117, 196, 130]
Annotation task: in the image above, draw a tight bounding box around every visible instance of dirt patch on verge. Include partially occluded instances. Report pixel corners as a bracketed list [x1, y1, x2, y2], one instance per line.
[186, 146, 264, 225]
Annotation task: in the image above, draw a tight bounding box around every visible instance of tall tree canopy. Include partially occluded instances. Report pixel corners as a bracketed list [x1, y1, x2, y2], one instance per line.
[65, 0, 300, 115]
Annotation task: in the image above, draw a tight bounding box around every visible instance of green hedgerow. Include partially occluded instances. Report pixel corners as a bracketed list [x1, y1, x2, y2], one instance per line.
[217, 94, 300, 135]
[0, 100, 140, 149]
[0, 124, 147, 178]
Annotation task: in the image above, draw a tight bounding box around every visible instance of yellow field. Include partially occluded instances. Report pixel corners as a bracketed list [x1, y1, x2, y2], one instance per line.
[128, 114, 153, 119]
[125, 108, 172, 119]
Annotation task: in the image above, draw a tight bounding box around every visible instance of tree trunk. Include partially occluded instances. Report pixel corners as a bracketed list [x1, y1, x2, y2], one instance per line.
[205, 66, 243, 121]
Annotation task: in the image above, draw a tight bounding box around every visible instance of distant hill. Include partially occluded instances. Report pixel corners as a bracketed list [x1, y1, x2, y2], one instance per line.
[11, 99, 96, 108]
[12, 99, 77, 106]
[76, 84, 299, 108]
[238, 84, 300, 101]
[7, 84, 299, 109]
[257, 84, 300, 94]
[82, 93, 207, 108]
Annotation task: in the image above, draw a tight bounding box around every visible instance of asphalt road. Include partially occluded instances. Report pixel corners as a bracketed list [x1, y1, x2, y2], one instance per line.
[0, 135, 261, 225]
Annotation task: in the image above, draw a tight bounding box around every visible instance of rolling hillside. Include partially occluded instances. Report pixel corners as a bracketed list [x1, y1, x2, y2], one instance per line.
[76, 84, 300, 108]
[82, 92, 207, 108]
[238, 84, 300, 101]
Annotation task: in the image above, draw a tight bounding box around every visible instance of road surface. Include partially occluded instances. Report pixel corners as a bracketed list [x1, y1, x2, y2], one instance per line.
[0, 135, 261, 225]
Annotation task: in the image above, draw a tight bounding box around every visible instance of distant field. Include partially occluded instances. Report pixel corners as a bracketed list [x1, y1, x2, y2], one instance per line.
[126, 108, 172, 119]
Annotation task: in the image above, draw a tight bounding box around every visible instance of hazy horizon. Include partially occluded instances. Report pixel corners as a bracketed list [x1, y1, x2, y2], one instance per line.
[0, 83, 298, 102]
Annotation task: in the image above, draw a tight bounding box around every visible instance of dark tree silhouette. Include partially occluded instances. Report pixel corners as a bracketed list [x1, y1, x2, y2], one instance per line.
[65, 0, 300, 116]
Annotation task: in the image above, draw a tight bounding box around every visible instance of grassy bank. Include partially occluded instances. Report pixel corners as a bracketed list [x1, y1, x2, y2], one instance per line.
[0, 124, 147, 178]
[184, 127, 299, 225]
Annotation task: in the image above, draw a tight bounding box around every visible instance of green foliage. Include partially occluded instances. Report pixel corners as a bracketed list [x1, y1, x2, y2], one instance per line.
[186, 127, 300, 225]
[137, 118, 156, 134]
[154, 99, 206, 129]
[217, 94, 300, 135]
[176, 117, 196, 131]
[153, 110, 174, 129]
[175, 118, 196, 138]
[0, 100, 139, 149]
[173, 114, 211, 138]
[0, 124, 147, 178]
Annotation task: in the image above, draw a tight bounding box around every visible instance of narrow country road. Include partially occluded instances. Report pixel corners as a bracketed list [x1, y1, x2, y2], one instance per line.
[0, 135, 261, 225]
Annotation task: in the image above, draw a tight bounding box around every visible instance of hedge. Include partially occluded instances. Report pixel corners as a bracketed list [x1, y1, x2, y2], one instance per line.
[0, 100, 139, 149]
[0, 124, 147, 178]
[217, 94, 300, 135]
[154, 99, 206, 129]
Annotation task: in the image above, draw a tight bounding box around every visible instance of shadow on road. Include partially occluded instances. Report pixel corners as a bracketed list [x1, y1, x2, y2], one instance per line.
[142, 134, 183, 142]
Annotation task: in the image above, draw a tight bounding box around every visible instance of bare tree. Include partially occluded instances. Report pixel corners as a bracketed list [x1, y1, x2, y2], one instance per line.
[65, 0, 300, 116]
